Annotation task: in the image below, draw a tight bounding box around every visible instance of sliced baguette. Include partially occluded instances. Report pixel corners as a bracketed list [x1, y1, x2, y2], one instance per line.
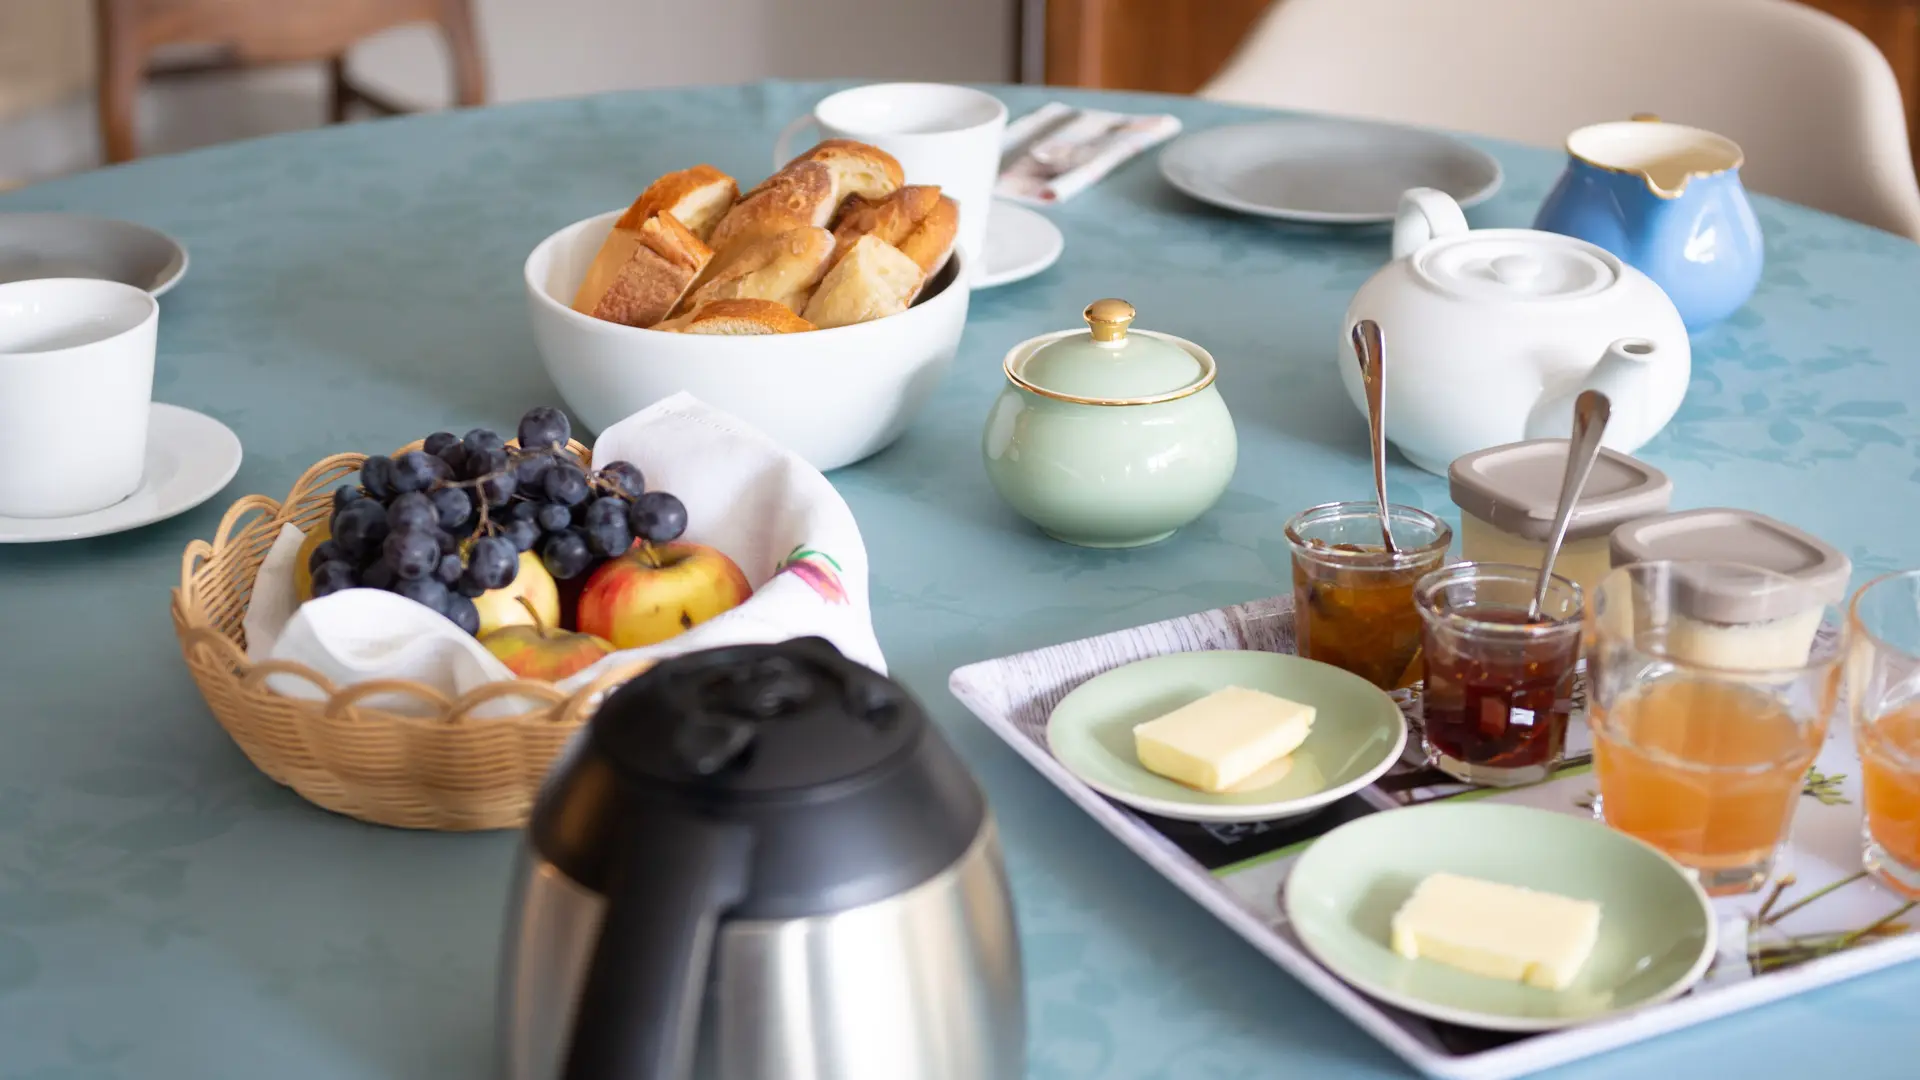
[678, 226, 835, 315]
[615, 164, 738, 242]
[776, 138, 904, 206]
[801, 234, 925, 330]
[830, 185, 959, 283]
[657, 298, 815, 335]
[572, 212, 712, 328]
[705, 161, 838, 268]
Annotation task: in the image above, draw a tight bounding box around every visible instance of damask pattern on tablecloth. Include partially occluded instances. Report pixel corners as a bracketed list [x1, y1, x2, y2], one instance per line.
[1, 81, 1918, 1080]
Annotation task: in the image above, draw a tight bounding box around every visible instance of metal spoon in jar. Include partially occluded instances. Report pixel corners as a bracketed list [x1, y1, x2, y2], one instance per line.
[1529, 390, 1613, 621]
[1350, 320, 1401, 555]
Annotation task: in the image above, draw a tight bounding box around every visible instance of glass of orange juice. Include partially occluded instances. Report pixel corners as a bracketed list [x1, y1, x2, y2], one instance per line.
[1847, 570, 1920, 897]
[1587, 561, 1846, 896]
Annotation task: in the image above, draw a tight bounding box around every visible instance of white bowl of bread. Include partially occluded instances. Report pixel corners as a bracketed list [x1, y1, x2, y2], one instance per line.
[525, 139, 970, 472]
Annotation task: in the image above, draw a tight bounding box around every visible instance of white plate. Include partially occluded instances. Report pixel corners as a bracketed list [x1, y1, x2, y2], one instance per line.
[1159, 117, 1503, 224]
[0, 213, 189, 296]
[975, 202, 1064, 289]
[0, 403, 241, 543]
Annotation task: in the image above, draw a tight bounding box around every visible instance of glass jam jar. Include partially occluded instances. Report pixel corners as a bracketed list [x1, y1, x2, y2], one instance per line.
[1449, 439, 1671, 598]
[1285, 502, 1451, 691]
[1415, 562, 1584, 787]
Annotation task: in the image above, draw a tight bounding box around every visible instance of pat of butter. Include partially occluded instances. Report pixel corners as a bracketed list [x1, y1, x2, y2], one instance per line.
[1389, 872, 1601, 991]
[1132, 686, 1314, 793]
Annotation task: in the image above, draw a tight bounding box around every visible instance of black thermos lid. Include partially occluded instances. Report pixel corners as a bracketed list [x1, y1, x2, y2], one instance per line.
[530, 637, 987, 918]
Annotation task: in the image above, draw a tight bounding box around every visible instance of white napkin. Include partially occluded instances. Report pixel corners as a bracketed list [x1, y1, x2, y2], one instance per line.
[242, 393, 885, 718]
[997, 102, 1183, 205]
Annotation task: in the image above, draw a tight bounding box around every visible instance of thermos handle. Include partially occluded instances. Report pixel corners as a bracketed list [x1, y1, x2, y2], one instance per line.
[560, 812, 754, 1080]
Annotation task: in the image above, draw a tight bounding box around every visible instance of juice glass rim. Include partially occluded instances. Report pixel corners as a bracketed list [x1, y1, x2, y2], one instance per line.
[1283, 500, 1451, 571]
[1592, 559, 1848, 679]
[1414, 560, 1584, 641]
[1847, 569, 1920, 770]
[1848, 568, 1920, 663]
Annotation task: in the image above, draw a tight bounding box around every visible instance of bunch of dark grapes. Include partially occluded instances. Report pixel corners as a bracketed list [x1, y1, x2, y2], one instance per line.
[304, 405, 689, 636]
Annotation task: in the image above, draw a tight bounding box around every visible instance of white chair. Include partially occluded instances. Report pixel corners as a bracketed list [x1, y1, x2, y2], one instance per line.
[1201, 0, 1920, 241]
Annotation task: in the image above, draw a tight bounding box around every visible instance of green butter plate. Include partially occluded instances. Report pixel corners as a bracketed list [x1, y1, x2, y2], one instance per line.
[1284, 802, 1716, 1032]
[1044, 650, 1406, 823]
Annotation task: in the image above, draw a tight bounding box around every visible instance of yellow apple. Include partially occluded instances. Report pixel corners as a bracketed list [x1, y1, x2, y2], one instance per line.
[480, 600, 616, 682]
[474, 550, 561, 637]
[577, 541, 753, 650]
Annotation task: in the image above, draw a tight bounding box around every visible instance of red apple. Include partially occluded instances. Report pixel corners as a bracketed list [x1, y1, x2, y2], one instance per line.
[577, 541, 753, 649]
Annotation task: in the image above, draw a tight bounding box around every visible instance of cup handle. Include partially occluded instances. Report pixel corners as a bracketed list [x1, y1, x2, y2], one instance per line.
[772, 115, 818, 170]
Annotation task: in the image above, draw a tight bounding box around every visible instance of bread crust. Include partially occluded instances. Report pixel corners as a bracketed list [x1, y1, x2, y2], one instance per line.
[830, 185, 959, 281]
[574, 211, 712, 328]
[615, 164, 738, 241]
[678, 226, 835, 315]
[657, 298, 815, 335]
[777, 138, 905, 205]
[802, 233, 926, 330]
[706, 161, 838, 267]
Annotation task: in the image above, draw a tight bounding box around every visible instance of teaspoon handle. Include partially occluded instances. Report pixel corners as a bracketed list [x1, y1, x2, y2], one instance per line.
[1351, 320, 1398, 555]
[1531, 390, 1612, 619]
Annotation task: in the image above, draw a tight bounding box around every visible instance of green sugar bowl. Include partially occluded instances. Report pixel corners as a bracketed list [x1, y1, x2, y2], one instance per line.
[983, 298, 1238, 548]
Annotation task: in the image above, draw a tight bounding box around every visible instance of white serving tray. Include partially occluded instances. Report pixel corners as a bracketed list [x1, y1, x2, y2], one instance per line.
[948, 594, 1920, 1080]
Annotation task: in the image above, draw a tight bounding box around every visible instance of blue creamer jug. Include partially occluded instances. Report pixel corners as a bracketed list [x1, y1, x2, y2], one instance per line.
[1534, 116, 1762, 331]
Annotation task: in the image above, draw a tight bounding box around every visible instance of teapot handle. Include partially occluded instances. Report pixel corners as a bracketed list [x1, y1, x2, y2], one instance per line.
[560, 810, 754, 1080]
[1392, 188, 1470, 260]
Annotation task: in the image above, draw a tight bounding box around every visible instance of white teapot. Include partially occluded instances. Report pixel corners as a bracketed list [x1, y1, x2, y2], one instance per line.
[1340, 188, 1691, 474]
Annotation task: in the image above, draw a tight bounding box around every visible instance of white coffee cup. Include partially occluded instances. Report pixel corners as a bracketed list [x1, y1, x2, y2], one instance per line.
[0, 278, 157, 518]
[774, 83, 1008, 283]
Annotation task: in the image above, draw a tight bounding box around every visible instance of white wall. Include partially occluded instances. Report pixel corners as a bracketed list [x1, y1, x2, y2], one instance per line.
[0, 0, 1018, 187]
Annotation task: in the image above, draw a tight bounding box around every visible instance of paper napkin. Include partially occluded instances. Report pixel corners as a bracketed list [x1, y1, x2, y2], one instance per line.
[997, 101, 1183, 205]
[243, 393, 885, 717]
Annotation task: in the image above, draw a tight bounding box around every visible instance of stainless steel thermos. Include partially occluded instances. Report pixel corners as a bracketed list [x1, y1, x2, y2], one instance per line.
[498, 637, 1024, 1080]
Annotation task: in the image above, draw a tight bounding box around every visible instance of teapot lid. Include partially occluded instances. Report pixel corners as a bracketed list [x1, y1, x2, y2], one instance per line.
[1007, 299, 1214, 405]
[1414, 230, 1623, 305]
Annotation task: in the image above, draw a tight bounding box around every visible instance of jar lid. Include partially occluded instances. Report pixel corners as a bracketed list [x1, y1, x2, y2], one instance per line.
[1608, 508, 1852, 622]
[1449, 439, 1672, 542]
[1006, 298, 1213, 405]
[1414, 230, 1621, 304]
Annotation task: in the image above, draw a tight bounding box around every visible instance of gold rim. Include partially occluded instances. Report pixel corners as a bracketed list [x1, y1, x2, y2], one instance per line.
[1565, 118, 1744, 200]
[1002, 331, 1218, 407]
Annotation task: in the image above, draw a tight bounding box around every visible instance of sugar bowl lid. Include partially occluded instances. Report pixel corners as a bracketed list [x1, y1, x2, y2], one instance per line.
[1006, 299, 1215, 405]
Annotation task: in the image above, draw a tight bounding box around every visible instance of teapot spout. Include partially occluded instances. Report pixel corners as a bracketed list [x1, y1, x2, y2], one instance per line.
[1526, 338, 1662, 446]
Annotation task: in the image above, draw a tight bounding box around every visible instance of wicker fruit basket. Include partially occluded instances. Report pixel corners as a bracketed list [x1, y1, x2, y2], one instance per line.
[170, 438, 652, 831]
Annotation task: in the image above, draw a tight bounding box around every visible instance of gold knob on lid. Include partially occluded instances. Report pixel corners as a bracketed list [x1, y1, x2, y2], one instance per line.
[1084, 298, 1135, 343]
[1630, 112, 1661, 123]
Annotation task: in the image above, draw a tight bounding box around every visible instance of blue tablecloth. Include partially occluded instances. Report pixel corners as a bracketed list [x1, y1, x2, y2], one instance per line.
[2, 81, 1916, 1079]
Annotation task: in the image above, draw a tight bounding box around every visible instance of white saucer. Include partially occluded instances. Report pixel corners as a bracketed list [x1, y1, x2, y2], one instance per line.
[0, 403, 241, 543]
[975, 202, 1064, 289]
